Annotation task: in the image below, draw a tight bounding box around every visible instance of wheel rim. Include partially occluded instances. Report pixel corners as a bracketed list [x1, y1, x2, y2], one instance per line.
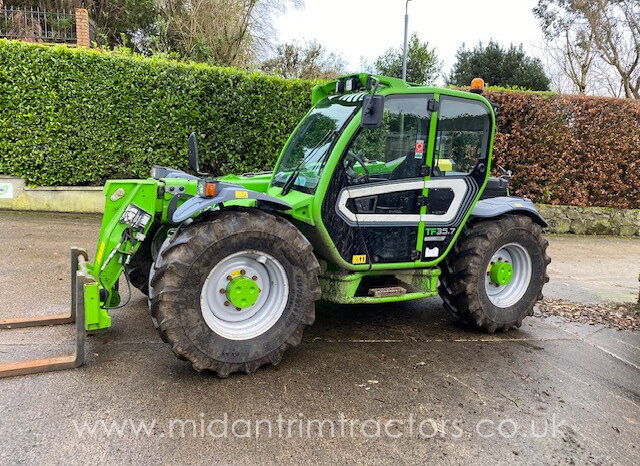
[200, 250, 289, 340]
[484, 243, 532, 308]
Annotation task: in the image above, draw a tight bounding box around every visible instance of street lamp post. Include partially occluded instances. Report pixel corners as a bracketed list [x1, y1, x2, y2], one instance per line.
[401, 0, 411, 82]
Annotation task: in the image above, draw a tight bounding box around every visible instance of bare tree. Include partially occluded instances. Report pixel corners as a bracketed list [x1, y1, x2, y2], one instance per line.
[159, 0, 301, 67]
[562, 27, 595, 94]
[534, 0, 595, 94]
[260, 40, 345, 79]
[591, 57, 626, 97]
[538, 41, 574, 93]
[534, 0, 640, 98]
[582, 0, 640, 99]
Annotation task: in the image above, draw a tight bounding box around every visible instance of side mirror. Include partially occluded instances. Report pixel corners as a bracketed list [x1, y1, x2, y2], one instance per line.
[360, 95, 384, 128]
[188, 132, 208, 176]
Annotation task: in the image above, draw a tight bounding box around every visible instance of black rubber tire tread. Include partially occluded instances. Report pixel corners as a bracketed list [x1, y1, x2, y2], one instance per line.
[438, 214, 550, 333]
[148, 209, 321, 377]
[125, 224, 160, 296]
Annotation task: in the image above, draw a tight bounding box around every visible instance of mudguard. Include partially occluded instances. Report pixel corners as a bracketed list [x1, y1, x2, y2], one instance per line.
[470, 196, 547, 227]
[171, 182, 291, 223]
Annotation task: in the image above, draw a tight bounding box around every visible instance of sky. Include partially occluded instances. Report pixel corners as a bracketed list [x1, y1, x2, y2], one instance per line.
[273, 0, 546, 83]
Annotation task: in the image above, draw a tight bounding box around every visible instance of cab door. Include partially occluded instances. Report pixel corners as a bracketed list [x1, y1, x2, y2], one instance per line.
[420, 94, 493, 262]
[320, 94, 435, 265]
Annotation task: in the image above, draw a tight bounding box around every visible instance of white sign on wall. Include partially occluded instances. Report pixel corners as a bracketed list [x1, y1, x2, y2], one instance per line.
[0, 182, 14, 199]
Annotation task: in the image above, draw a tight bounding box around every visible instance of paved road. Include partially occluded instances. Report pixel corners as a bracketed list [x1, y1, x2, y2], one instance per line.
[545, 235, 640, 304]
[1, 211, 639, 464]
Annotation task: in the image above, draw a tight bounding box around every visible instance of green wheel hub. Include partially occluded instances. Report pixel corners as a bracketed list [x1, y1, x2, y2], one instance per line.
[200, 250, 289, 340]
[227, 276, 260, 309]
[489, 261, 513, 286]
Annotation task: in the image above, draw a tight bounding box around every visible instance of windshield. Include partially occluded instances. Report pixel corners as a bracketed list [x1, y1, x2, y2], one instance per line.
[272, 95, 361, 193]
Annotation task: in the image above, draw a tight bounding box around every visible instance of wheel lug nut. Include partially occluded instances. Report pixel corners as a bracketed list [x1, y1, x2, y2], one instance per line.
[252, 275, 258, 281]
[240, 269, 246, 275]
[226, 275, 232, 281]
[224, 301, 230, 306]
[236, 307, 242, 311]
[219, 288, 226, 294]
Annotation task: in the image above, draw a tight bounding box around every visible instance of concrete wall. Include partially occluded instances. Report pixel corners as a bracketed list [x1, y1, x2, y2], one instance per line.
[1, 176, 639, 236]
[0, 176, 104, 214]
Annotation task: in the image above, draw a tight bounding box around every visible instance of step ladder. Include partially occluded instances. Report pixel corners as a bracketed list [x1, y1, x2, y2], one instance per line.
[368, 286, 407, 298]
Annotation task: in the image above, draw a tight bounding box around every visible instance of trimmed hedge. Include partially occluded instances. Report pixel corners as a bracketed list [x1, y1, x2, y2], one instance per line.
[0, 40, 314, 186]
[486, 90, 640, 209]
[1, 40, 639, 208]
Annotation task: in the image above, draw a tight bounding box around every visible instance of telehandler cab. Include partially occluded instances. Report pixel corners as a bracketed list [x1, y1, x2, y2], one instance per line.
[0, 74, 549, 378]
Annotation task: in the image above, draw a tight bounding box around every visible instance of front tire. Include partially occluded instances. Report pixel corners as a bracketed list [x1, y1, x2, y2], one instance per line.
[439, 215, 550, 332]
[126, 225, 167, 296]
[125, 226, 157, 296]
[148, 210, 321, 377]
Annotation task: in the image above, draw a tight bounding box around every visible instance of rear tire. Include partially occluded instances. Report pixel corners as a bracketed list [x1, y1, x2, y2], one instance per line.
[439, 215, 550, 332]
[148, 210, 321, 377]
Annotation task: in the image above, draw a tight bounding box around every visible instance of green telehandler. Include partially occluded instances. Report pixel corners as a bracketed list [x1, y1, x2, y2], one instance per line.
[0, 74, 549, 378]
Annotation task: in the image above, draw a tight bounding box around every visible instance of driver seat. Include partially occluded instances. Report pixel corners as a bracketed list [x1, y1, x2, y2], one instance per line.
[389, 154, 421, 180]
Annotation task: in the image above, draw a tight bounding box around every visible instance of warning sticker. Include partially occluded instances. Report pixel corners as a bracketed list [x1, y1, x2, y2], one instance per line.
[414, 139, 425, 158]
[95, 241, 106, 264]
[235, 191, 249, 199]
[352, 255, 367, 265]
[424, 246, 439, 258]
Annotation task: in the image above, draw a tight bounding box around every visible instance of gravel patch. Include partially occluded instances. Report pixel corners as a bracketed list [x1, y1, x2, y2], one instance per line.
[538, 299, 640, 331]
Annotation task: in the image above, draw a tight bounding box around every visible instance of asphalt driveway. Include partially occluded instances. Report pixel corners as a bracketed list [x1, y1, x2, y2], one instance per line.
[1, 211, 638, 464]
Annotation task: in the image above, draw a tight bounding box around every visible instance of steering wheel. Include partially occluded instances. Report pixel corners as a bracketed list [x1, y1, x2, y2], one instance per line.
[344, 150, 370, 183]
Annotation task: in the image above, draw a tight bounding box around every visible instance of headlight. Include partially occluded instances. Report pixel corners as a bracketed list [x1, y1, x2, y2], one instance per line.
[120, 204, 152, 230]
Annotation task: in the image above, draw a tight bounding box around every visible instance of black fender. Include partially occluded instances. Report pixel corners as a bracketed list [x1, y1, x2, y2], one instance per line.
[470, 196, 547, 227]
[171, 182, 291, 223]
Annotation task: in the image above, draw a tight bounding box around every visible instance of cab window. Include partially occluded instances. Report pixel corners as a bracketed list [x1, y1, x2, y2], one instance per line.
[272, 96, 359, 193]
[344, 95, 432, 184]
[432, 97, 491, 176]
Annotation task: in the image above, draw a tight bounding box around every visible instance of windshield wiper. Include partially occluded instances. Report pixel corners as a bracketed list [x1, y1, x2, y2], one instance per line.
[281, 129, 338, 195]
